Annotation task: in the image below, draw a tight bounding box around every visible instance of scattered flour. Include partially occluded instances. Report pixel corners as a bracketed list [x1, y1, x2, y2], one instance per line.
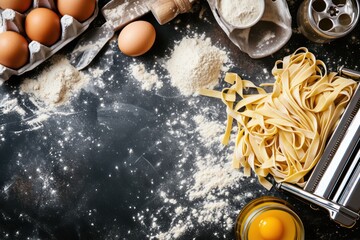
[193, 114, 225, 148]
[129, 63, 163, 91]
[187, 154, 242, 201]
[1, 16, 244, 240]
[165, 34, 229, 96]
[102, 0, 147, 27]
[0, 41, 111, 137]
[20, 56, 90, 108]
[150, 144, 244, 239]
[134, 101, 250, 239]
[103, 1, 130, 25]
[219, 0, 263, 27]
[88, 66, 106, 79]
[0, 97, 26, 116]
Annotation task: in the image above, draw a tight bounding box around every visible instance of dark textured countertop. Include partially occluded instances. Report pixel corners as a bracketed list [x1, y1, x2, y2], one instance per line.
[1, 0, 359, 239]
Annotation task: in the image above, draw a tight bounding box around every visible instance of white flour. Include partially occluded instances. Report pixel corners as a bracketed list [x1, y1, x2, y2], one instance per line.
[193, 114, 225, 149]
[0, 98, 26, 116]
[0, 41, 111, 138]
[88, 66, 106, 79]
[102, 0, 147, 27]
[1, 15, 246, 239]
[129, 63, 163, 91]
[165, 34, 229, 96]
[134, 100, 252, 239]
[219, 0, 263, 27]
[20, 56, 90, 108]
[103, 2, 130, 26]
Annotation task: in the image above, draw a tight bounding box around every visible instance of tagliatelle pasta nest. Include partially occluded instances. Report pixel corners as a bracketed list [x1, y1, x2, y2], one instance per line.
[200, 48, 358, 189]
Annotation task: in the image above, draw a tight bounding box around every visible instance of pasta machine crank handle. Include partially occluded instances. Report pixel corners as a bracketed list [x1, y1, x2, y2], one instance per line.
[277, 182, 359, 228]
[338, 66, 360, 80]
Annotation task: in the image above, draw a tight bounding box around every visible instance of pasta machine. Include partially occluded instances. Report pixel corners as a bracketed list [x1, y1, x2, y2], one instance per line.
[277, 67, 360, 228]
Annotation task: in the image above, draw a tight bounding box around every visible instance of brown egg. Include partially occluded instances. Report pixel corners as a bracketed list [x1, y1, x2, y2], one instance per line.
[118, 21, 156, 57]
[0, 0, 32, 13]
[0, 31, 29, 69]
[25, 8, 61, 46]
[57, 0, 96, 22]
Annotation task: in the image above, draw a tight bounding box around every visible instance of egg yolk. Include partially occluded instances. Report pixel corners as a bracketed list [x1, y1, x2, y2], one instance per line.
[259, 217, 283, 240]
[247, 209, 296, 240]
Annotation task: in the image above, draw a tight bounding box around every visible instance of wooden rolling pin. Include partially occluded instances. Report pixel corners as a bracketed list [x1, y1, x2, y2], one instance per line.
[150, 0, 195, 25]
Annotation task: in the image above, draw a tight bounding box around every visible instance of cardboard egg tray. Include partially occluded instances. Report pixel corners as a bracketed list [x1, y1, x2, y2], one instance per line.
[0, 0, 99, 82]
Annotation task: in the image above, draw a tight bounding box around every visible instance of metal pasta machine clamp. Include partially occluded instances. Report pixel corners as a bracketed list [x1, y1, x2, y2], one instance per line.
[277, 67, 360, 228]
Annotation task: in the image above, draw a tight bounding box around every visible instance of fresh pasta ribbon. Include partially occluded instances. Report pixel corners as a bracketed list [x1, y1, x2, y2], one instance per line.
[199, 48, 357, 189]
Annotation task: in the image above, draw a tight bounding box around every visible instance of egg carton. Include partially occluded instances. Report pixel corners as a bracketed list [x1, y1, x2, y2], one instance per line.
[0, 0, 99, 82]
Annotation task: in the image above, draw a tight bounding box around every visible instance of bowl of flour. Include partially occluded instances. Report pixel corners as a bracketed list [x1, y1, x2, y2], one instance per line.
[216, 0, 265, 29]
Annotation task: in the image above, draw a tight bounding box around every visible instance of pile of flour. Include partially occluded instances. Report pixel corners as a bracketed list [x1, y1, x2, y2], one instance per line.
[127, 34, 229, 96]
[165, 34, 229, 96]
[20, 56, 90, 108]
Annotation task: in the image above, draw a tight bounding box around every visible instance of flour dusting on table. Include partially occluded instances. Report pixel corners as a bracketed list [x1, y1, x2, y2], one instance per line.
[133, 99, 252, 239]
[129, 63, 163, 91]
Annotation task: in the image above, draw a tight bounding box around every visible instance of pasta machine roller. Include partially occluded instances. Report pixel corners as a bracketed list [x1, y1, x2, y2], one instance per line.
[277, 67, 360, 228]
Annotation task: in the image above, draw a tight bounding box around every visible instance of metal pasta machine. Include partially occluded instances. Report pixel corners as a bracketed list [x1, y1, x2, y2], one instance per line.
[277, 67, 360, 228]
